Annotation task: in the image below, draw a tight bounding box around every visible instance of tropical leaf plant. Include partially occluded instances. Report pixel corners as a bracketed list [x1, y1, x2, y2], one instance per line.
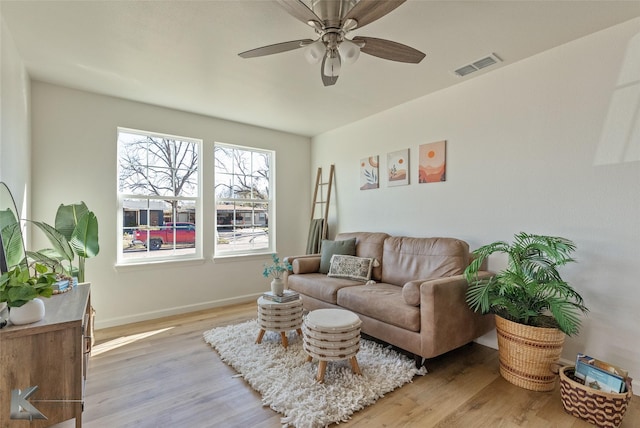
[1, 220, 26, 270]
[28, 202, 99, 283]
[464, 232, 588, 336]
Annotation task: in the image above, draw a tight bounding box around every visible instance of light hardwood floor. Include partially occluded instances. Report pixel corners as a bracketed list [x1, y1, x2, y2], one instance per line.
[52, 302, 638, 428]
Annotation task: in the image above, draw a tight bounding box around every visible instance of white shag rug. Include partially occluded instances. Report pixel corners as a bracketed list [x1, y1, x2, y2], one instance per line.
[203, 319, 427, 428]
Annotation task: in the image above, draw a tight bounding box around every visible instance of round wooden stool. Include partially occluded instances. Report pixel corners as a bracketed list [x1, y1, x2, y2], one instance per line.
[303, 308, 362, 383]
[255, 296, 303, 348]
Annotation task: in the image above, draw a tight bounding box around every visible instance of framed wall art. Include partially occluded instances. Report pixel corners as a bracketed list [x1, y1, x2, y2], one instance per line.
[360, 156, 379, 190]
[418, 140, 446, 183]
[387, 149, 409, 187]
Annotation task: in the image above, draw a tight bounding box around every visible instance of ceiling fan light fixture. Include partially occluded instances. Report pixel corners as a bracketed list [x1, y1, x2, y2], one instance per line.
[323, 50, 341, 77]
[338, 39, 360, 64]
[240, 0, 423, 86]
[342, 18, 358, 32]
[304, 40, 325, 64]
[306, 20, 323, 32]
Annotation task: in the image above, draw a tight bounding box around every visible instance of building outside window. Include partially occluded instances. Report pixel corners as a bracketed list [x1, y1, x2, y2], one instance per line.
[117, 128, 201, 264]
[214, 143, 273, 256]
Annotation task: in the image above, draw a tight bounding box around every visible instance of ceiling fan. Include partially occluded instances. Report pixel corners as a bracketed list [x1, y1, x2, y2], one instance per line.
[238, 0, 425, 86]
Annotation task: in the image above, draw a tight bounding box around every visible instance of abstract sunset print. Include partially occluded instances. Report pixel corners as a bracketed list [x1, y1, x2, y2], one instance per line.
[419, 141, 446, 183]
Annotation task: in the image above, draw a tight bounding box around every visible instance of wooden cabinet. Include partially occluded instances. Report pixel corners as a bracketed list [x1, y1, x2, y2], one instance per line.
[0, 284, 91, 428]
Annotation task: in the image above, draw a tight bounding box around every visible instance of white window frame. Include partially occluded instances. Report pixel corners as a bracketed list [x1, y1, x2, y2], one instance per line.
[116, 127, 202, 265]
[214, 142, 275, 257]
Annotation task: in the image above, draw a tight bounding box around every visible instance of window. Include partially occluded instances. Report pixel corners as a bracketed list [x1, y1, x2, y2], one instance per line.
[214, 143, 273, 256]
[117, 128, 201, 264]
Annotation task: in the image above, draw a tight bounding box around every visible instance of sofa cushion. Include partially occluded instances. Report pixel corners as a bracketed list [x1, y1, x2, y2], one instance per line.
[319, 238, 357, 274]
[292, 256, 320, 274]
[335, 232, 389, 281]
[401, 280, 422, 306]
[287, 273, 362, 305]
[337, 283, 420, 332]
[327, 255, 373, 281]
[381, 237, 470, 286]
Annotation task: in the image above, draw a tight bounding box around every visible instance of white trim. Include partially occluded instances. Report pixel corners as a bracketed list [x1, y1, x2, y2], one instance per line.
[94, 293, 260, 329]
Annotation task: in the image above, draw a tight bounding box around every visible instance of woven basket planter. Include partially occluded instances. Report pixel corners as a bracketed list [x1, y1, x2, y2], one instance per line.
[560, 366, 632, 428]
[495, 315, 565, 392]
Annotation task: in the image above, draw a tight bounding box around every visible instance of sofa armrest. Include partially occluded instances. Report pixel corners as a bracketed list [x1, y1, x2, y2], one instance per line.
[419, 271, 495, 358]
[284, 254, 321, 274]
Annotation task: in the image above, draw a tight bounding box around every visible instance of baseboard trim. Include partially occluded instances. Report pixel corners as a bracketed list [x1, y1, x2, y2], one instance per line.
[94, 293, 261, 329]
[474, 328, 498, 350]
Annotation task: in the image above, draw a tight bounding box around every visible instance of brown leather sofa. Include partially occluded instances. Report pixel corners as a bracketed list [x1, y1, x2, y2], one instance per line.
[285, 232, 495, 364]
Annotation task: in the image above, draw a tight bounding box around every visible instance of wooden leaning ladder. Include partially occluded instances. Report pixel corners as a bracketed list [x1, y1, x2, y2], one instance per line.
[308, 165, 335, 252]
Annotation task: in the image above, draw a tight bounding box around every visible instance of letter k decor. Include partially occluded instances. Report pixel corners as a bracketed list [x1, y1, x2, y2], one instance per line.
[10, 386, 47, 420]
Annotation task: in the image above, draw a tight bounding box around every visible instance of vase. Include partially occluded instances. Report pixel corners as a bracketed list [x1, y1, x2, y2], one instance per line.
[9, 298, 46, 325]
[270, 278, 284, 296]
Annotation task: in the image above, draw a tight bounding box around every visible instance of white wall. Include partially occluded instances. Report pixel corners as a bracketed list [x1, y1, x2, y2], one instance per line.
[0, 14, 31, 223]
[312, 19, 640, 387]
[30, 83, 311, 328]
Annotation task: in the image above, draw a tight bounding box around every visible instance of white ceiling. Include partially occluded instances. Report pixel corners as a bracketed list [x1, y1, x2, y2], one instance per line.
[2, 1, 639, 137]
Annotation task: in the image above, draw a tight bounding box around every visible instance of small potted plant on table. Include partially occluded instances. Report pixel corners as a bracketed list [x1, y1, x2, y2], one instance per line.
[263, 254, 292, 296]
[0, 263, 57, 325]
[464, 232, 588, 391]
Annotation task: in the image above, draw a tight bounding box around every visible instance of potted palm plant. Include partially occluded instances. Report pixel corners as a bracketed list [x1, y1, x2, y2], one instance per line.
[464, 232, 588, 392]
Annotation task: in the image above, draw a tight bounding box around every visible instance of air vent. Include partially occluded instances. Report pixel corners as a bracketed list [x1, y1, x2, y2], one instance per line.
[454, 65, 477, 77]
[454, 53, 502, 77]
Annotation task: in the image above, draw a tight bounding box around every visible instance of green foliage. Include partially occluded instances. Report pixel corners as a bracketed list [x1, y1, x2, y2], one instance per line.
[29, 202, 99, 283]
[262, 254, 292, 280]
[0, 263, 56, 308]
[464, 232, 588, 336]
[1, 220, 26, 269]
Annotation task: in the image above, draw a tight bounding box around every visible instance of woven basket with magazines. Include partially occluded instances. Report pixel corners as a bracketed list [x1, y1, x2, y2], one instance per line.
[559, 366, 632, 428]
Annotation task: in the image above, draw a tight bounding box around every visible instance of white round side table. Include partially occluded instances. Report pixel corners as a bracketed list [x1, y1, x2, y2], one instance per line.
[255, 296, 303, 348]
[303, 308, 362, 383]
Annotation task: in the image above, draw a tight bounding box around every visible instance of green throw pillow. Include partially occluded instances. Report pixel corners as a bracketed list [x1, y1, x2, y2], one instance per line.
[319, 238, 356, 274]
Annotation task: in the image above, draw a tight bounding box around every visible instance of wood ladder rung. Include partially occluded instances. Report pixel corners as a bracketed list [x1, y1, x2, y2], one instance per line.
[310, 165, 335, 242]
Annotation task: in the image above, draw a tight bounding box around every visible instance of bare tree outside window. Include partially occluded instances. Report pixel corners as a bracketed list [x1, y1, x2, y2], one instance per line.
[119, 136, 198, 199]
[117, 129, 201, 263]
[215, 144, 273, 255]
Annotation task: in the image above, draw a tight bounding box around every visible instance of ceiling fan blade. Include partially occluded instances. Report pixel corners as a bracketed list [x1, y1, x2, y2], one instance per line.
[238, 39, 314, 59]
[276, 0, 322, 26]
[353, 36, 425, 63]
[344, 0, 406, 29]
[321, 56, 339, 87]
